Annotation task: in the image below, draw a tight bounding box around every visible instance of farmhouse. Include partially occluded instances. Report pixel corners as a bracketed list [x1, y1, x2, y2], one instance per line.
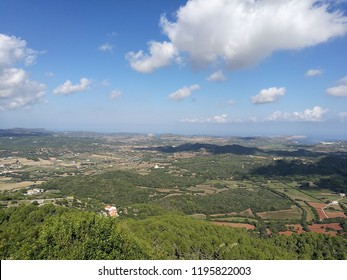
[104, 205, 119, 217]
[26, 188, 44, 195]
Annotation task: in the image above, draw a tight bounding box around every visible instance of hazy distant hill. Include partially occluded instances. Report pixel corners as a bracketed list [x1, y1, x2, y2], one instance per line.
[143, 142, 323, 157]
[146, 143, 260, 155]
[0, 128, 51, 137]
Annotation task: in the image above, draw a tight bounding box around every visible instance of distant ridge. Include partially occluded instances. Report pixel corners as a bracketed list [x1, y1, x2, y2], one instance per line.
[141, 142, 327, 157]
[144, 143, 261, 155]
[0, 128, 51, 137]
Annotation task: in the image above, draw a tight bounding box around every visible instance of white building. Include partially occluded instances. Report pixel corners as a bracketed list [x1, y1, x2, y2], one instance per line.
[104, 205, 118, 217]
[26, 188, 44, 195]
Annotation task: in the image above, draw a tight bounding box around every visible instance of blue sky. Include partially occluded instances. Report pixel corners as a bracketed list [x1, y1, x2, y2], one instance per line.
[1, 0, 347, 139]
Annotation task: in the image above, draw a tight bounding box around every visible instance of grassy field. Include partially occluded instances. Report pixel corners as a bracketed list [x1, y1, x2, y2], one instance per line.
[0, 178, 44, 191]
[306, 189, 343, 202]
[296, 201, 316, 221]
[269, 181, 322, 202]
[257, 205, 302, 220]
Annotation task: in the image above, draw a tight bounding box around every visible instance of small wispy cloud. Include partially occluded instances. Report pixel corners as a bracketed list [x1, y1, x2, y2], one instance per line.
[207, 114, 228, 123]
[169, 84, 200, 101]
[107, 32, 117, 39]
[251, 87, 286, 104]
[53, 78, 90, 95]
[126, 41, 178, 73]
[99, 43, 115, 53]
[45, 72, 54, 77]
[267, 106, 329, 122]
[339, 112, 347, 122]
[181, 114, 228, 123]
[326, 75, 347, 97]
[227, 99, 235, 106]
[306, 69, 323, 77]
[182, 106, 329, 124]
[181, 117, 200, 123]
[206, 70, 226, 82]
[109, 90, 122, 100]
[101, 79, 110, 87]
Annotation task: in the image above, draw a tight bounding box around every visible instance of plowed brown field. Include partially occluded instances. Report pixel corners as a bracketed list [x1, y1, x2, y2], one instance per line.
[308, 223, 342, 236]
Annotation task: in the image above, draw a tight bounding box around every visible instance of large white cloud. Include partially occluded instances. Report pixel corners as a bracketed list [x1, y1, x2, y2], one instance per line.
[267, 106, 329, 122]
[53, 78, 90, 95]
[168, 84, 200, 101]
[128, 0, 347, 72]
[126, 41, 178, 73]
[0, 34, 45, 110]
[327, 75, 347, 96]
[0, 34, 40, 67]
[252, 87, 286, 104]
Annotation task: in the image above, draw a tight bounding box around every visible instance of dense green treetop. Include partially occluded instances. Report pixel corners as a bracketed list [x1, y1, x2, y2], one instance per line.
[1, 205, 346, 260]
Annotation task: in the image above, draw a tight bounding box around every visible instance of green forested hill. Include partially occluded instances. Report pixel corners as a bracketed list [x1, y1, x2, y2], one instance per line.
[158, 188, 292, 214]
[40, 170, 293, 214]
[0, 204, 152, 259]
[41, 170, 204, 207]
[1, 205, 346, 260]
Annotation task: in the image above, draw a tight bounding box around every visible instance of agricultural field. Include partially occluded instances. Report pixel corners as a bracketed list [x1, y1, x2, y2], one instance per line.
[257, 206, 302, 220]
